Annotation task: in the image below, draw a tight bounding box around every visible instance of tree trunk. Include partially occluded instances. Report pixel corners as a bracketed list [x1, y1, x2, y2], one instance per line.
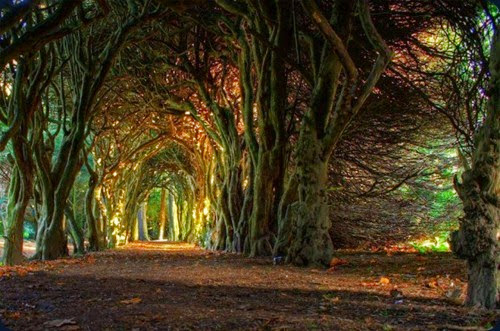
[234, 159, 253, 253]
[65, 206, 85, 255]
[273, 175, 298, 257]
[137, 202, 150, 241]
[3, 126, 35, 265]
[39, 200, 69, 260]
[247, 150, 277, 256]
[2, 167, 31, 265]
[451, 32, 500, 309]
[167, 193, 178, 241]
[158, 188, 167, 240]
[286, 128, 333, 267]
[34, 126, 85, 260]
[85, 163, 101, 251]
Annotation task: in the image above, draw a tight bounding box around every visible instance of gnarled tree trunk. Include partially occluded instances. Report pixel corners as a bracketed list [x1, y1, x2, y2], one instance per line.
[285, 127, 333, 266]
[2, 165, 33, 265]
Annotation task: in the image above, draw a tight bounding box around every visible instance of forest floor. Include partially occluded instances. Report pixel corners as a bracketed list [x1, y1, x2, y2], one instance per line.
[0, 242, 498, 331]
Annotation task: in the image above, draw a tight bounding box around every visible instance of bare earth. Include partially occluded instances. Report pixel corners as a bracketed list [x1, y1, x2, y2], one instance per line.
[0, 242, 497, 330]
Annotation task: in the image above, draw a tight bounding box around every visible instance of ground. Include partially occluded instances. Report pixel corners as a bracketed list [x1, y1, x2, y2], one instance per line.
[0, 242, 498, 330]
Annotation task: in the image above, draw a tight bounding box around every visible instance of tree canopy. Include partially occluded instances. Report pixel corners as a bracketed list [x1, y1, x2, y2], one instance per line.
[0, 0, 498, 310]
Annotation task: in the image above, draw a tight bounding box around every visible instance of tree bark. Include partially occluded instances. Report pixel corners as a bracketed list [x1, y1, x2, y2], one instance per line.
[65, 206, 85, 255]
[248, 150, 277, 256]
[85, 162, 102, 251]
[285, 128, 333, 266]
[137, 201, 150, 241]
[168, 193, 179, 241]
[2, 166, 32, 265]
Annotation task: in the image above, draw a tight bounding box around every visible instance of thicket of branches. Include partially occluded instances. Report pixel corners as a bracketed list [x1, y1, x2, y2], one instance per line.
[0, 0, 497, 308]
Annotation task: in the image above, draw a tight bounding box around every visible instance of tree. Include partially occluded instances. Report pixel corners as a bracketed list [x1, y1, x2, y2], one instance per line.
[0, 46, 54, 265]
[276, 0, 393, 266]
[388, 0, 499, 308]
[33, 1, 163, 260]
[452, 19, 499, 309]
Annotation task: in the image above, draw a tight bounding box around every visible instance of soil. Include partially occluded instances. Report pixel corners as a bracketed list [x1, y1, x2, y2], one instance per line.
[0, 242, 498, 330]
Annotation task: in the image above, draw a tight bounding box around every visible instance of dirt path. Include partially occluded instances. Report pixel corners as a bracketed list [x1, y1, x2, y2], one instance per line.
[0, 242, 497, 330]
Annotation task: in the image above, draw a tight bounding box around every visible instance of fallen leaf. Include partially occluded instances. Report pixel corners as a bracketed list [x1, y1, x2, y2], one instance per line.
[329, 257, 348, 268]
[379, 277, 390, 285]
[17, 269, 28, 277]
[426, 280, 438, 288]
[120, 297, 142, 304]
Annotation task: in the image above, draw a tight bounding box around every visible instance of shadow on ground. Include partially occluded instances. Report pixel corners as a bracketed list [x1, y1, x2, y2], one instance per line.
[0, 242, 497, 330]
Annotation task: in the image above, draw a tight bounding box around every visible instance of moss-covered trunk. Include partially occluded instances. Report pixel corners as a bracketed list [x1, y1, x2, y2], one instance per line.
[247, 150, 278, 256]
[37, 194, 70, 260]
[2, 166, 32, 265]
[285, 127, 333, 266]
[2, 57, 41, 265]
[35, 131, 84, 260]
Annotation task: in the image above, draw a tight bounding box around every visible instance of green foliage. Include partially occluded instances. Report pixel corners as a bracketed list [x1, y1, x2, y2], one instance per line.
[406, 144, 461, 231]
[410, 232, 451, 253]
[146, 189, 162, 239]
[23, 222, 36, 240]
[428, 188, 459, 219]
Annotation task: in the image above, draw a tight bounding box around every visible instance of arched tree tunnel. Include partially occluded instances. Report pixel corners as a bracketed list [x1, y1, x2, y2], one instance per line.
[0, 2, 498, 326]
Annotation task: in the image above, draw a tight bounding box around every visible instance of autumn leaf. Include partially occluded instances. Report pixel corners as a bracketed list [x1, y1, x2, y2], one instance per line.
[426, 280, 438, 288]
[361, 282, 377, 287]
[120, 297, 142, 304]
[379, 277, 390, 285]
[329, 258, 348, 268]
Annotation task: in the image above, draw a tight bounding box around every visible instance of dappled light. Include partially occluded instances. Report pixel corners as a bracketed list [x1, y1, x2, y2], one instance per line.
[0, 0, 499, 329]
